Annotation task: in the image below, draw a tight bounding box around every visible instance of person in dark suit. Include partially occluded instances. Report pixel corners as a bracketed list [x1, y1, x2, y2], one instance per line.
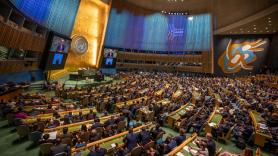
[92, 119, 103, 129]
[138, 128, 151, 145]
[58, 127, 72, 139]
[123, 128, 138, 151]
[56, 39, 65, 53]
[205, 133, 216, 156]
[87, 144, 107, 156]
[50, 138, 68, 156]
[175, 129, 187, 145]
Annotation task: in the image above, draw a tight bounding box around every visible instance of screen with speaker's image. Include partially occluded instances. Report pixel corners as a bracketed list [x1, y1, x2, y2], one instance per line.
[45, 52, 68, 70]
[50, 36, 71, 53]
[102, 48, 117, 68]
[40, 32, 71, 70]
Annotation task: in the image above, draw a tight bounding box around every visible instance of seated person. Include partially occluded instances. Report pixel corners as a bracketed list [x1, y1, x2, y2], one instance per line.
[166, 137, 177, 151]
[146, 147, 159, 156]
[92, 118, 103, 129]
[64, 112, 73, 124]
[15, 107, 29, 119]
[74, 138, 86, 148]
[175, 129, 187, 145]
[123, 128, 138, 151]
[58, 127, 72, 139]
[138, 128, 151, 145]
[196, 133, 216, 156]
[50, 138, 69, 156]
[87, 110, 96, 120]
[189, 143, 209, 156]
[87, 144, 107, 156]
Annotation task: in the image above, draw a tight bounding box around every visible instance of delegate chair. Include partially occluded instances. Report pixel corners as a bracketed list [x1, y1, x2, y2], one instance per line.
[40, 143, 53, 156]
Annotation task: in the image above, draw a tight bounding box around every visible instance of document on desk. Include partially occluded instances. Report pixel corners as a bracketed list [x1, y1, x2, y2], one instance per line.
[48, 131, 57, 140]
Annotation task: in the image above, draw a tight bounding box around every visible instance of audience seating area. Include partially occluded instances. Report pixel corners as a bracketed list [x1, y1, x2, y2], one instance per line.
[0, 72, 277, 156]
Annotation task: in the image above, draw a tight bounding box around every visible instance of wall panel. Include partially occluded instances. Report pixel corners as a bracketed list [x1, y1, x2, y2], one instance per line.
[10, 0, 80, 36]
[0, 21, 46, 51]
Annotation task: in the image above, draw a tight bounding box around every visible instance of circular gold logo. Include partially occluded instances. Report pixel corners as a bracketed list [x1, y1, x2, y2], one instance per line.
[71, 36, 88, 55]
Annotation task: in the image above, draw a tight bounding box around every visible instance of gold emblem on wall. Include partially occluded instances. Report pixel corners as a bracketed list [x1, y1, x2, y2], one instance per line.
[71, 35, 88, 55]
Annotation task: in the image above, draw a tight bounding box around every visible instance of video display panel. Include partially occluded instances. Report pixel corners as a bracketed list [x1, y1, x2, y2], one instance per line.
[40, 32, 71, 70]
[102, 48, 117, 68]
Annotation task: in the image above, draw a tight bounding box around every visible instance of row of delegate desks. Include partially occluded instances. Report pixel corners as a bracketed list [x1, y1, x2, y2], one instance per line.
[167, 133, 198, 156]
[249, 110, 272, 147]
[166, 103, 194, 128]
[115, 96, 149, 110]
[71, 123, 153, 155]
[22, 108, 97, 124]
[136, 98, 171, 121]
[22, 102, 76, 112]
[43, 113, 122, 142]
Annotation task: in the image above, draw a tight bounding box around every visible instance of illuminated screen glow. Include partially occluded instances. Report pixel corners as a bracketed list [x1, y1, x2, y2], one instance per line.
[10, 0, 80, 36]
[105, 9, 211, 51]
[52, 53, 64, 65]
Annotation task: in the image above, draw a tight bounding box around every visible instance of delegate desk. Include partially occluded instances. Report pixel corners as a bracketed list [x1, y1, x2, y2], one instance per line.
[236, 96, 251, 108]
[166, 133, 198, 156]
[167, 103, 194, 128]
[192, 90, 201, 104]
[23, 108, 97, 124]
[155, 84, 170, 96]
[44, 113, 122, 133]
[172, 90, 183, 99]
[137, 99, 170, 121]
[71, 123, 153, 155]
[23, 102, 76, 112]
[115, 96, 149, 110]
[205, 108, 223, 134]
[249, 110, 272, 147]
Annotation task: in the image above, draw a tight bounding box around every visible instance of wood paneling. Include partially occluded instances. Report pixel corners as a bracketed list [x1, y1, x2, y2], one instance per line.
[116, 51, 212, 73]
[0, 21, 46, 52]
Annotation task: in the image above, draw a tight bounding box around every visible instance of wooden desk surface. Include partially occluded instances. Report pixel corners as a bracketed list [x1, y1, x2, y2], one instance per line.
[172, 90, 183, 99]
[71, 123, 153, 153]
[23, 108, 97, 124]
[166, 133, 198, 156]
[249, 110, 272, 139]
[116, 96, 149, 109]
[44, 113, 121, 133]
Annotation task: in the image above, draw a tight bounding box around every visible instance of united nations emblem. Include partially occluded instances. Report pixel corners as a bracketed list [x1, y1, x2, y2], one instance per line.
[71, 36, 88, 55]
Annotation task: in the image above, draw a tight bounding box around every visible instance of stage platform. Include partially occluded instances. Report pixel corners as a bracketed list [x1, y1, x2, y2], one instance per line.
[30, 75, 119, 89]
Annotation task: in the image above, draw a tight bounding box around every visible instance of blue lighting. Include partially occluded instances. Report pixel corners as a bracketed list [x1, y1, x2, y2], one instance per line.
[105, 9, 211, 51]
[10, 0, 80, 36]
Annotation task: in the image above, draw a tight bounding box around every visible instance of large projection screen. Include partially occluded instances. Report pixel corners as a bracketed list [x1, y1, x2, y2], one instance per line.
[104, 9, 211, 52]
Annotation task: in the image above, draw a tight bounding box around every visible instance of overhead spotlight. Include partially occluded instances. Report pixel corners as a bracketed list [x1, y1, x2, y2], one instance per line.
[188, 16, 194, 21]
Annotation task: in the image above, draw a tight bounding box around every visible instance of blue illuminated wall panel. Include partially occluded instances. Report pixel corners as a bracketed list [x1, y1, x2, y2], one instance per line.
[10, 0, 80, 36]
[105, 9, 211, 52]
